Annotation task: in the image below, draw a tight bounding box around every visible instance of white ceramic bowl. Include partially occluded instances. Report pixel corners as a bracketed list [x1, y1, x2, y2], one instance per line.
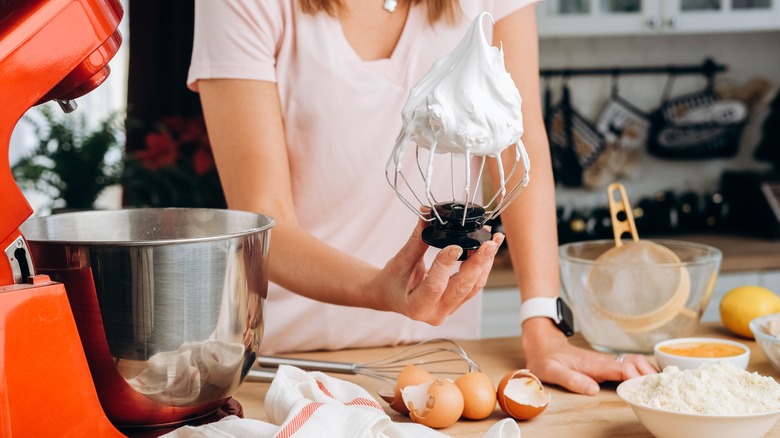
[654, 337, 750, 371]
[750, 314, 780, 373]
[617, 375, 780, 438]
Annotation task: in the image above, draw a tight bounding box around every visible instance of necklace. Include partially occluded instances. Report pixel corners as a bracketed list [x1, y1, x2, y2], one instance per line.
[383, 0, 397, 12]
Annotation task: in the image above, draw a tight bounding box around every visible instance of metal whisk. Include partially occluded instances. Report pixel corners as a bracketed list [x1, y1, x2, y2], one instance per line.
[247, 339, 479, 384]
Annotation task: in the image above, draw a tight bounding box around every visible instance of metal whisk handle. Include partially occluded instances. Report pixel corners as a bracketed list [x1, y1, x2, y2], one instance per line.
[257, 356, 359, 375]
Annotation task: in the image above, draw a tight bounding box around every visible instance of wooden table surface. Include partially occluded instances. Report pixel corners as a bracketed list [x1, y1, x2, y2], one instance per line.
[234, 323, 780, 437]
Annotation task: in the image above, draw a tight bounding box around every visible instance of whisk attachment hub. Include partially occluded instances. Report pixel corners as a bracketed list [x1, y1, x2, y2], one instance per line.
[422, 202, 491, 260]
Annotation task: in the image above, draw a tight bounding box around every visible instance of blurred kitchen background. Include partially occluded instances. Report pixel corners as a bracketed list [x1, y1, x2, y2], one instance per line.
[7, 1, 780, 337]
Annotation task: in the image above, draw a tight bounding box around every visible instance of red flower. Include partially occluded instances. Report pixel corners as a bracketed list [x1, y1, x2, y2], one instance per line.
[161, 115, 207, 145]
[192, 144, 215, 176]
[135, 131, 179, 170]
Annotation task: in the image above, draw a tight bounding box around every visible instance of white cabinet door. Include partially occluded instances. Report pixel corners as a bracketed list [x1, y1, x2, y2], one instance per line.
[537, 0, 663, 37]
[536, 0, 780, 37]
[663, 0, 780, 34]
[481, 287, 522, 338]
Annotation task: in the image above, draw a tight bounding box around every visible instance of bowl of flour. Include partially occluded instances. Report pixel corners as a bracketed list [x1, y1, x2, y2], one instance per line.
[617, 362, 780, 438]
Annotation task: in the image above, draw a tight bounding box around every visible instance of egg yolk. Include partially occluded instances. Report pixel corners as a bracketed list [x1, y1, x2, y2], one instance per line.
[659, 342, 745, 358]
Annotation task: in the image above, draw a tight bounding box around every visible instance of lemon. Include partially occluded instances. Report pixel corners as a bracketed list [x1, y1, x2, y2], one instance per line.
[720, 285, 780, 338]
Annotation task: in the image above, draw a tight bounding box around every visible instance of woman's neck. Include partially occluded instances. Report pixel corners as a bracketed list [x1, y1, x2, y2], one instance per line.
[339, 0, 411, 61]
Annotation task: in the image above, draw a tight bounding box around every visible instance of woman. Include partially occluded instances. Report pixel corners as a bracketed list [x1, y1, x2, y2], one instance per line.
[187, 0, 655, 395]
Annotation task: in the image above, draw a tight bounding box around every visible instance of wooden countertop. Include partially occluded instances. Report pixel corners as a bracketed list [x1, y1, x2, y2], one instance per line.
[487, 233, 780, 288]
[234, 323, 780, 437]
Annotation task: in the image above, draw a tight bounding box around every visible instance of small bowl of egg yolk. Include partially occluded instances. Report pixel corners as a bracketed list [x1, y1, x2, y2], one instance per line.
[654, 337, 750, 371]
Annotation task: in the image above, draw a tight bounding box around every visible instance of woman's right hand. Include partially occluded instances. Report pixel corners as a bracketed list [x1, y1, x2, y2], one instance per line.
[369, 219, 504, 325]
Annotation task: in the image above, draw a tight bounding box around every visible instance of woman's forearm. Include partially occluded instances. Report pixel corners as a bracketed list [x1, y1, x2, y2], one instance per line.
[198, 78, 380, 309]
[493, 6, 561, 303]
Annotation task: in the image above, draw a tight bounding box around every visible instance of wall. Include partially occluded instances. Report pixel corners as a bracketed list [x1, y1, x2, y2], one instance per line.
[539, 31, 780, 210]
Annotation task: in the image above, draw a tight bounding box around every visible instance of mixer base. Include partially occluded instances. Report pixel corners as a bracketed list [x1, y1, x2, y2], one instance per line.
[120, 398, 244, 437]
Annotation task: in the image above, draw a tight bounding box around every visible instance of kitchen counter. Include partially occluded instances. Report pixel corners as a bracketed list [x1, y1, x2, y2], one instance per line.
[234, 323, 780, 437]
[487, 233, 780, 288]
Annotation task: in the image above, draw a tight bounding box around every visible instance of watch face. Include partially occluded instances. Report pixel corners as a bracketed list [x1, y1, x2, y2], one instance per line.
[556, 298, 575, 337]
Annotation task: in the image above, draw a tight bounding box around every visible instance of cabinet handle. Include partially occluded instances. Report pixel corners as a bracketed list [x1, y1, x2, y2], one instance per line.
[667, 15, 680, 29]
[646, 16, 662, 29]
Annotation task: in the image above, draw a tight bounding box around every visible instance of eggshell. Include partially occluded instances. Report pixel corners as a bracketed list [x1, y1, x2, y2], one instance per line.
[496, 369, 551, 420]
[380, 364, 435, 414]
[405, 379, 465, 429]
[455, 371, 497, 420]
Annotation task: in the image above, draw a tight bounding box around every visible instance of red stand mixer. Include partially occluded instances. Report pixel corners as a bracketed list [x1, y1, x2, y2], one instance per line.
[0, 0, 124, 435]
[2, 5, 270, 434]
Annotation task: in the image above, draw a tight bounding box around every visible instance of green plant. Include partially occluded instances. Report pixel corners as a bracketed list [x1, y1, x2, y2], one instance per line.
[12, 104, 124, 210]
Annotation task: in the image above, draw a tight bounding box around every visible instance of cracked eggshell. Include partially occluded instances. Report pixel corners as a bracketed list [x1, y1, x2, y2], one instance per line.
[378, 364, 434, 415]
[496, 369, 551, 420]
[405, 379, 465, 429]
[455, 371, 497, 420]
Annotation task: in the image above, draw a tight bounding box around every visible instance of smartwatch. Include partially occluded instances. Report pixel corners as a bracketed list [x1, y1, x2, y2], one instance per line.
[519, 297, 574, 337]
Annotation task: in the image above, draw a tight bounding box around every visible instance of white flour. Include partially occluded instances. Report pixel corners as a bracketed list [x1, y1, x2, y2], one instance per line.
[624, 362, 780, 415]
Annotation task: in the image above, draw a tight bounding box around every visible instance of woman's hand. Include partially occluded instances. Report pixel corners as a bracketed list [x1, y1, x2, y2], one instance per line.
[369, 219, 504, 325]
[522, 318, 657, 395]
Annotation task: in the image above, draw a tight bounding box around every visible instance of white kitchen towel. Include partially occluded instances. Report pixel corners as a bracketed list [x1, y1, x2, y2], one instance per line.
[162, 364, 521, 438]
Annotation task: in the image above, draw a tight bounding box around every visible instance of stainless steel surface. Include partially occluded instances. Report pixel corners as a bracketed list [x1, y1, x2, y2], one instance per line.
[21, 208, 273, 417]
[55, 98, 77, 113]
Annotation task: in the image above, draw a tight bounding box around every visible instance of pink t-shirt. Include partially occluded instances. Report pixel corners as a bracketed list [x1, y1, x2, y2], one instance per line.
[188, 0, 536, 353]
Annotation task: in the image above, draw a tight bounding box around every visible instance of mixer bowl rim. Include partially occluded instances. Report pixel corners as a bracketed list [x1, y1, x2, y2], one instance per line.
[559, 238, 723, 268]
[21, 207, 275, 247]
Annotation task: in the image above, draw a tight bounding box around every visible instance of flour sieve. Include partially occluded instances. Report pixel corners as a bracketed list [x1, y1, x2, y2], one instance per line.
[588, 183, 694, 332]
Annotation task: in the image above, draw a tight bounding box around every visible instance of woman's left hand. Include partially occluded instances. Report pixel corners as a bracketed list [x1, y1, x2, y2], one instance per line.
[522, 318, 658, 395]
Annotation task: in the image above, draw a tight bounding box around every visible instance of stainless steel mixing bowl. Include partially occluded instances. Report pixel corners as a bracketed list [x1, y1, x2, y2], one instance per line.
[21, 208, 273, 428]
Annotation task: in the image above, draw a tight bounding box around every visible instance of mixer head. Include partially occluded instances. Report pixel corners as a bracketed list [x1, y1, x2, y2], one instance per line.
[0, 0, 123, 285]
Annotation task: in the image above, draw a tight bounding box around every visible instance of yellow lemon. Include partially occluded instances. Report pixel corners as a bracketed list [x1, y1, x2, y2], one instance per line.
[720, 285, 780, 338]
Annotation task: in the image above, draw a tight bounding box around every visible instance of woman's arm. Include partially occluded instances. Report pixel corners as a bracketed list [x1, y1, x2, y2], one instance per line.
[491, 6, 656, 395]
[197, 78, 503, 325]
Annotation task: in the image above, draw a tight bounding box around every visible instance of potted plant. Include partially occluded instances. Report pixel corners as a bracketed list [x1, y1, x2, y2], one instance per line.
[12, 103, 124, 211]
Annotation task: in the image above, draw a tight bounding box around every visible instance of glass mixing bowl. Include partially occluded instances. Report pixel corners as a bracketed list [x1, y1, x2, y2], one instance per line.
[559, 239, 722, 353]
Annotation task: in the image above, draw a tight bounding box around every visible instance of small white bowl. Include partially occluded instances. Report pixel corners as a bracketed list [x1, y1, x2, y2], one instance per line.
[654, 337, 750, 371]
[617, 375, 780, 438]
[750, 314, 780, 373]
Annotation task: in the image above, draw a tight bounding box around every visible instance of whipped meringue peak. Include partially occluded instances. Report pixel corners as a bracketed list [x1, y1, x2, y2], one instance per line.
[385, 12, 531, 257]
[395, 11, 524, 158]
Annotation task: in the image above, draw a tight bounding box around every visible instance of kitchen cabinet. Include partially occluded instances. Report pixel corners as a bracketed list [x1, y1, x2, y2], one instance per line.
[536, 0, 780, 37]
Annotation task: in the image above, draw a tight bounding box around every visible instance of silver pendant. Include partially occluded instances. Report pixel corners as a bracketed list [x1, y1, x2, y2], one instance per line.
[383, 0, 397, 12]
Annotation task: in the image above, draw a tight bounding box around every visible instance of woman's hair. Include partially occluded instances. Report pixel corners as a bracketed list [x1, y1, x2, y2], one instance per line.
[299, 0, 460, 24]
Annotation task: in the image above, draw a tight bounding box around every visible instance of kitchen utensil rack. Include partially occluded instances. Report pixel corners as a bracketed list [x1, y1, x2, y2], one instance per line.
[540, 57, 727, 79]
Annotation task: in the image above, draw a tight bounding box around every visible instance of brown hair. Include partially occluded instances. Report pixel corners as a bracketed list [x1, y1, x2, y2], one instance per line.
[299, 0, 460, 24]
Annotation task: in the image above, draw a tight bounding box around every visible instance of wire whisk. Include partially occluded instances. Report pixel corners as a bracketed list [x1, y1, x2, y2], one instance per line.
[247, 338, 479, 385]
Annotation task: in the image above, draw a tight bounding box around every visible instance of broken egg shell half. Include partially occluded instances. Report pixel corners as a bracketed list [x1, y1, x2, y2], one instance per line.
[454, 371, 497, 420]
[378, 364, 435, 415]
[496, 369, 551, 420]
[405, 379, 465, 429]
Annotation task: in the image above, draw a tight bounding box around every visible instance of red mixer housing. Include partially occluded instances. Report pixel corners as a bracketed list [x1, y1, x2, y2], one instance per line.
[0, 0, 124, 435]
